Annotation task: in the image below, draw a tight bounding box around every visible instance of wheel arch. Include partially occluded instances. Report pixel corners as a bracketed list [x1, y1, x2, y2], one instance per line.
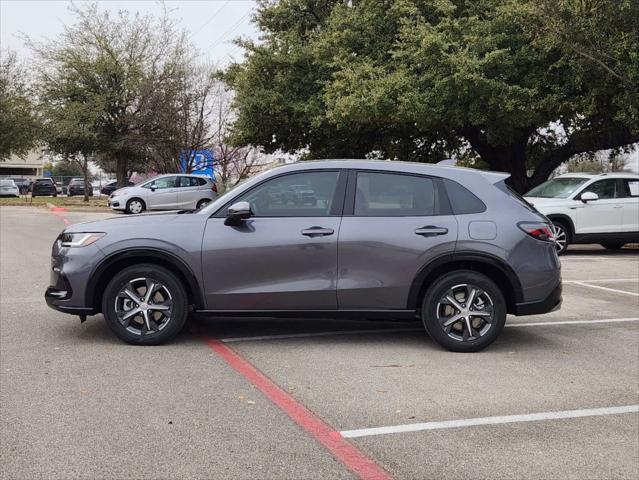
[546, 214, 574, 239]
[407, 253, 523, 314]
[86, 248, 205, 313]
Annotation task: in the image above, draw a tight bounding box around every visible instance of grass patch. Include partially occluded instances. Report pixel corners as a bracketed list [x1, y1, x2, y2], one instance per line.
[0, 195, 109, 210]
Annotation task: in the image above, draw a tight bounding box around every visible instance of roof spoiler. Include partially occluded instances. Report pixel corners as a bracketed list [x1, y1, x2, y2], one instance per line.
[480, 171, 510, 184]
[436, 159, 510, 184]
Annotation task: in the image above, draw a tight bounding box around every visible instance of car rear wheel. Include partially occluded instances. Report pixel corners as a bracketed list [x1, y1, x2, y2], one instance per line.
[196, 199, 211, 209]
[421, 271, 507, 352]
[102, 264, 188, 345]
[126, 198, 145, 214]
[551, 220, 570, 255]
[601, 242, 625, 250]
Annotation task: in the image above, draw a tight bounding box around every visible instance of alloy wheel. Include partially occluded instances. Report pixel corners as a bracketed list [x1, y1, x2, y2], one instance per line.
[552, 224, 567, 253]
[436, 283, 494, 342]
[114, 277, 173, 335]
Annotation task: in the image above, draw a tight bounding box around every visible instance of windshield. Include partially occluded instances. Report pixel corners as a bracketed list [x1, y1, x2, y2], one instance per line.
[526, 177, 589, 198]
[0, 180, 15, 187]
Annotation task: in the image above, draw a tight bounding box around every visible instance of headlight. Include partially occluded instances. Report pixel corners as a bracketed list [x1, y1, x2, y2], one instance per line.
[59, 232, 106, 247]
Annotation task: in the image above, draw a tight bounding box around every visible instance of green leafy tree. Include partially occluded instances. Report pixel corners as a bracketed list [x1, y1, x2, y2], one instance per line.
[29, 3, 190, 187]
[0, 50, 41, 160]
[51, 160, 84, 179]
[225, 0, 639, 192]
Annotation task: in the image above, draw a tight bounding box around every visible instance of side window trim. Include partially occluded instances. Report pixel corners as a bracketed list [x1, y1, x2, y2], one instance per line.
[343, 169, 450, 217]
[212, 169, 348, 218]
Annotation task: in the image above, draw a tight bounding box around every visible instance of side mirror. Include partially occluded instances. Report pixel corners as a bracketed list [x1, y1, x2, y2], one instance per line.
[225, 201, 252, 225]
[150, 186, 156, 192]
[580, 191, 599, 203]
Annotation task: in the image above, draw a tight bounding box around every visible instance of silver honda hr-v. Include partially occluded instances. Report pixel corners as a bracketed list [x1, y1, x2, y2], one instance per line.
[46, 160, 561, 352]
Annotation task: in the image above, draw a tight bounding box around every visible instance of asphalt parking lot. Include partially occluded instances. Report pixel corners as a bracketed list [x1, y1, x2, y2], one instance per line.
[1, 205, 638, 480]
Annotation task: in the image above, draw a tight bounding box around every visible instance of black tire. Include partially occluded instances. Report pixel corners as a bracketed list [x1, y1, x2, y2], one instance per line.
[125, 198, 146, 214]
[102, 264, 188, 345]
[551, 220, 570, 255]
[601, 242, 625, 250]
[196, 199, 211, 209]
[421, 270, 507, 353]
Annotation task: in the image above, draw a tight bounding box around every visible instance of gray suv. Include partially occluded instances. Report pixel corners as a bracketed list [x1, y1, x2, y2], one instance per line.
[45, 160, 562, 352]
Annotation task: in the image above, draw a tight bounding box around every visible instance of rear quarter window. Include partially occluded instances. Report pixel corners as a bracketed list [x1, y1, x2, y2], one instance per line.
[443, 179, 486, 214]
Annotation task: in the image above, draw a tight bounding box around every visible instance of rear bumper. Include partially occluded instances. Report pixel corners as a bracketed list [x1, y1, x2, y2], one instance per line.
[513, 282, 562, 316]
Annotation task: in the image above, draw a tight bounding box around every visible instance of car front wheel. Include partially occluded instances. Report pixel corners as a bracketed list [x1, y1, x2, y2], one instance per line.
[102, 264, 188, 345]
[421, 271, 507, 352]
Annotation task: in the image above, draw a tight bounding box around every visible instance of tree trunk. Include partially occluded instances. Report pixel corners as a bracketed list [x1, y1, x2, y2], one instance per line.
[82, 158, 90, 203]
[116, 155, 128, 188]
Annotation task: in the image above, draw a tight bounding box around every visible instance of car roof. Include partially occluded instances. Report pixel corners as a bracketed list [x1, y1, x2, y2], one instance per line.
[556, 172, 639, 179]
[267, 159, 510, 185]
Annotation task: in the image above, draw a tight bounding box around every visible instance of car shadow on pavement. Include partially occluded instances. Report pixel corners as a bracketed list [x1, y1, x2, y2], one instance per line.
[66, 314, 563, 353]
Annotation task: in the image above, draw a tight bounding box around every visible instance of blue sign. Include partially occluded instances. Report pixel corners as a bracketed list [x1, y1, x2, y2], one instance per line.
[43, 170, 52, 177]
[180, 150, 215, 180]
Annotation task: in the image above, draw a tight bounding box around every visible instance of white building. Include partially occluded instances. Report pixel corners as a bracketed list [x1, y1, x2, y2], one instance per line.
[0, 148, 46, 177]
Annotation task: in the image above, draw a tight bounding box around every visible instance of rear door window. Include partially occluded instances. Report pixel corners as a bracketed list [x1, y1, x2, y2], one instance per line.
[621, 179, 639, 197]
[354, 172, 437, 216]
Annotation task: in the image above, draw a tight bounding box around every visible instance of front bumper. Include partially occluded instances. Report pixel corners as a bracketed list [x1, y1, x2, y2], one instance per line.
[513, 282, 562, 316]
[44, 241, 104, 316]
[107, 198, 125, 210]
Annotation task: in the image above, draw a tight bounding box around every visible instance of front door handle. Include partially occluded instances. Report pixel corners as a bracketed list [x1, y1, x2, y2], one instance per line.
[301, 226, 334, 237]
[415, 226, 448, 236]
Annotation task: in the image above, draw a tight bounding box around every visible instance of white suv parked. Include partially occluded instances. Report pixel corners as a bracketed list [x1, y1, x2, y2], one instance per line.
[108, 174, 217, 214]
[525, 173, 639, 254]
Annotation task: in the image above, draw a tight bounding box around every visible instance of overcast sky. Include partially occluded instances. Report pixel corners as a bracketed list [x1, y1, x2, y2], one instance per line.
[1, 0, 260, 65]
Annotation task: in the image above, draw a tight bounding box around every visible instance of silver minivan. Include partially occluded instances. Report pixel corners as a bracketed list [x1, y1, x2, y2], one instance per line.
[107, 174, 217, 214]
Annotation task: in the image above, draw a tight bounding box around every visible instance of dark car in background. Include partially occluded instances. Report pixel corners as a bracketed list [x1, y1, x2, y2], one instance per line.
[31, 178, 57, 197]
[67, 178, 93, 197]
[101, 179, 134, 196]
[46, 160, 562, 352]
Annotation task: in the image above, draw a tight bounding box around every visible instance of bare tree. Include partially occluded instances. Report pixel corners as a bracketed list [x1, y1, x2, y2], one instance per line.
[209, 85, 261, 192]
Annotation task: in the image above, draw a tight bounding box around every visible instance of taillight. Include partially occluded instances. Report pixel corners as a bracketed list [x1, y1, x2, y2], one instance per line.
[211, 183, 218, 193]
[518, 222, 555, 242]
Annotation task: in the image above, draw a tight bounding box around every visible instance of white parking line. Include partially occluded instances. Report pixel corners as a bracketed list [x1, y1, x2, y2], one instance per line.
[340, 405, 639, 438]
[565, 278, 638, 283]
[219, 317, 639, 343]
[569, 281, 639, 297]
[507, 317, 639, 328]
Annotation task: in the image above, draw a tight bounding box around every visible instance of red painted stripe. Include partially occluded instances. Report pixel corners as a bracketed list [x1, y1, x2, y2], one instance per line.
[203, 337, 393, 480]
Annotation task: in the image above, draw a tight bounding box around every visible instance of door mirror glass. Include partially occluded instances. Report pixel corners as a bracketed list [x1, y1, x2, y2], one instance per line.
[225, 201, 252, 225]
[580, 191, 599, 202]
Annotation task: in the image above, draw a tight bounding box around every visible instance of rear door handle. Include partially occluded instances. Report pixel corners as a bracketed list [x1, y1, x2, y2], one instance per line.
[415, 226, 448, 236]
[301, 226, 334, 237]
